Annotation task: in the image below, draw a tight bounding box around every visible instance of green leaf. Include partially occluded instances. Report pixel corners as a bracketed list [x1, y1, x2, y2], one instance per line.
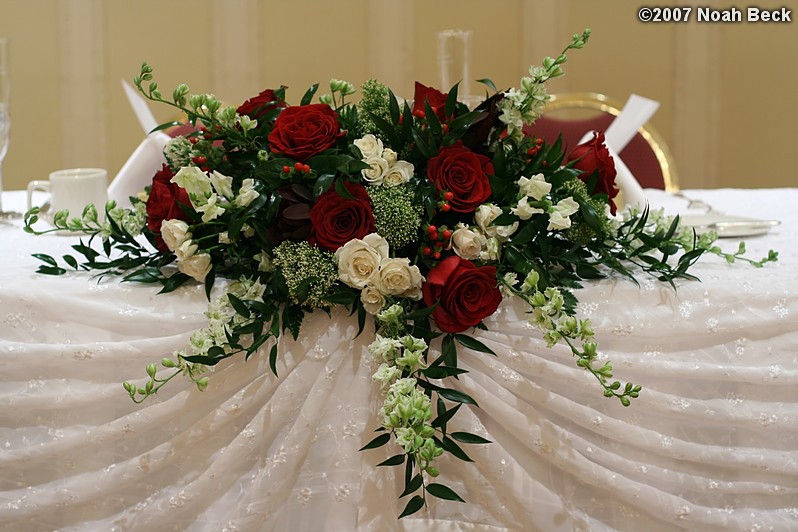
[444, 82, 459, 119]
[388, 89, 400, 124]
[227, 294, 251, 319]
[441, 334, 457, 367]
[399, 495, 425, 519]
[423, 366, 469, 379]
[359, 433, 391, 451]
[377, 454, 405, 467]
[32, 253, 58, 267]
[451, 431, 491, 445]
[440, 435, 473, 462]
[454, 334, 496, 356]
[313, 173, 336, 199]
[36, 265, 67, 276]
[400, 474, 424, 498]
[476, 78, 498, 93]
[268, 343, 279, 376]
[431, 403, 461, 429]
[300, 83, 319, 106]
[425, 483, 465, 502]
[438, 388, 478, 406]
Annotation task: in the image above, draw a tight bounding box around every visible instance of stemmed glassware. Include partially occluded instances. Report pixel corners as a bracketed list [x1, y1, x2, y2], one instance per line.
[0, 37, 20, 219]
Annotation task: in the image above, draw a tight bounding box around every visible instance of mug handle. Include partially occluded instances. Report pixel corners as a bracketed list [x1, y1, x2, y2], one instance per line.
[27, 180, 51, 212]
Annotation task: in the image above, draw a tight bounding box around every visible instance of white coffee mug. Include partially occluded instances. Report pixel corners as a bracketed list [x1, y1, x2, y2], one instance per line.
[27, 168, 108, 220]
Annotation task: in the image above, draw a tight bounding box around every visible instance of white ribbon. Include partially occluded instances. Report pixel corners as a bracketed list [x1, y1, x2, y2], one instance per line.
[578, 94, 660, 211]
[106, 80, 171, 207]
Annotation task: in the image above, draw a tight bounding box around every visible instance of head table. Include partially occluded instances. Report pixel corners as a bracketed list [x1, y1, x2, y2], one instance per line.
[1, 188, 796, 532]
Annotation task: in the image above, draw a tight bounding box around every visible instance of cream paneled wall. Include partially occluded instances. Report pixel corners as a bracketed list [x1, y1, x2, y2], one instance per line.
[0, 0, 796, 192]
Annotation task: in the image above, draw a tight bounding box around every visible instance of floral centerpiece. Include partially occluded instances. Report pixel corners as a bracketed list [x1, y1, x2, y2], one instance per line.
[24, 29, 776, 518]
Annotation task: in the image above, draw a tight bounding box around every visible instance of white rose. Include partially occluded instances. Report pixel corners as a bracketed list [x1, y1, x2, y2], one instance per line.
[382, 148, 398, 165]
[179, 252, 212, 282]
[361, 156, 389, 185]
[354, 134, 384, 159]
[475, 203, 518, 242]
[335, 233, 390, 289]
[361, 284, 386, 315]
[383, 160, 414, 187]
[517, 173, 551, 200]
[375, 258, 424, 300]
[511, 196, 545, 221]
[160, 219, 191, 252]
[175, 239, 198, 260]
[451, 226, 487, 260]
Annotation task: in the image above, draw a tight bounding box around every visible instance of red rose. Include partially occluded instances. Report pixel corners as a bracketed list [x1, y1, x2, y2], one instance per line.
[567, 132, 619, 215]
[145, 164, 194, 252]
[237, 88, 285, 120]
[426, 142, 493, 213]
[309, 181, 376, 251]
[413, 82, 448, 122]
[268, 104, 345, 162]
[422, 256, 502, 333]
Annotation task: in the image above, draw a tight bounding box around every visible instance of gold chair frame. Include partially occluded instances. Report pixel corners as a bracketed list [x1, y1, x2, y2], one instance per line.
[543, 92, 679, 191]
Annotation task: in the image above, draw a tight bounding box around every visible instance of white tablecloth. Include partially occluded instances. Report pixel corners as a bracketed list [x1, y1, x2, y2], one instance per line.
[1, 189, 797, 531]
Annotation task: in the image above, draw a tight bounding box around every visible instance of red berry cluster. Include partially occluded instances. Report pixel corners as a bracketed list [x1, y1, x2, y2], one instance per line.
[527, 137, 544, 158]
[421, 224, 452, 261]
[191, 155, 210, 172]
[282, 162, 312, 176]
[439, 190, 454, 212]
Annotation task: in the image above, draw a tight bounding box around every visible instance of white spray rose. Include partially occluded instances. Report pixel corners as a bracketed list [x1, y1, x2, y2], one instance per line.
[475, 203, 518, 241]
[375, 258, 424, 300]
[160, 219, 191, 252]
[335, 233, 390, 289]
[354, 134, 384, 158]
[451, 225, 487, 260]
[361, 156, 390, 185]
[383, 160, 414, 187]
[361, 284, 387, 315]
[179, 252, 212, 282]
[382, 148, 398, 165]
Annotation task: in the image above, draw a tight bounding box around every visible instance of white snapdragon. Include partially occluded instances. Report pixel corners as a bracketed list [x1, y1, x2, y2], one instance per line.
[372, 363, 402, 387]
[235, 179, 260, 208]
[517, 173, 551, 200]
[335, 233, 390, 289]
[547, 197, 580, 231]
[171, 166, 213, 207]
[197, 193, 226, 222]
[368, 334, 403, 363]
[210, 171, 234, 199]
[254, 251, 274, 273]
[511, 196, 545, 221]
[160, 219, 192, 251]
[479, 236, 501, 262]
